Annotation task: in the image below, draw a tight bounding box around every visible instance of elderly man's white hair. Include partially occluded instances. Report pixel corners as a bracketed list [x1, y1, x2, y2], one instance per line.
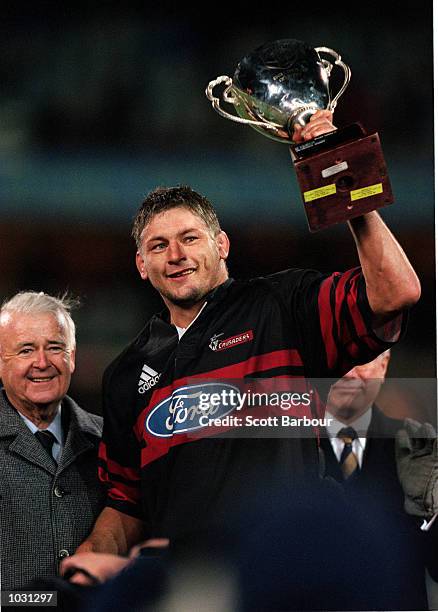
[0, 291, 78, 350]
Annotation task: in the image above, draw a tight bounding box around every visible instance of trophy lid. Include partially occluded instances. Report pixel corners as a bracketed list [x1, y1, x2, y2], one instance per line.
[233, 39, 330, 120]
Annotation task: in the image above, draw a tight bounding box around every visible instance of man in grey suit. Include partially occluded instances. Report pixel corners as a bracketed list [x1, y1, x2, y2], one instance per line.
[0, 291, 105, 592]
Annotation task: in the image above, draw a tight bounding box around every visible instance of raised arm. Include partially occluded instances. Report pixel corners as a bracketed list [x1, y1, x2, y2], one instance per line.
[348, 212, 421, 324]
[294, 111, 421, 325]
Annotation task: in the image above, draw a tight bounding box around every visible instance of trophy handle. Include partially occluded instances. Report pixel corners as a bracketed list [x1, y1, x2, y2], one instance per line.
[314, 47, 351, 112]
[205, 75, 282, 131]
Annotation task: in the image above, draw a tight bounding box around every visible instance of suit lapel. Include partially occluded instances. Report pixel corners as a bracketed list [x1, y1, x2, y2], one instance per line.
[9, 432, 58, 474]
[361, 406, 398, 471]
[0, 394, 57, 474]
[57, 396, 99, 472]
[0, 391, 100, 474]
[58, 427, 94, 472]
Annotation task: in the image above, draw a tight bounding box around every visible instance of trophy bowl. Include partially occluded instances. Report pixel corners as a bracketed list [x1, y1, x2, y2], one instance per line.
[206, 38, 351, 144]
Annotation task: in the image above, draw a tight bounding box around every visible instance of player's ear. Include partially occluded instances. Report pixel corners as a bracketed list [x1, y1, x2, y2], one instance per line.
[216, 231, 230, 260]
[136, 251, 148, 280]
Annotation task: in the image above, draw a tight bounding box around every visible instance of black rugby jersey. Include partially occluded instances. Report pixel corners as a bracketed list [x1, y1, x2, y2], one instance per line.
[99, 268, 405, 539]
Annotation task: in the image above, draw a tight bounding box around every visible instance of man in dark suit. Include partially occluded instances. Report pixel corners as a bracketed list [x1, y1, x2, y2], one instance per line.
[321, 350, 432, 610]
[322, 351, 403, 505]
[0, 291, 106, 592]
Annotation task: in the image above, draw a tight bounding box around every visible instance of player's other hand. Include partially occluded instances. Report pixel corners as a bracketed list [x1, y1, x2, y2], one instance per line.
[292, 110, 336, 143]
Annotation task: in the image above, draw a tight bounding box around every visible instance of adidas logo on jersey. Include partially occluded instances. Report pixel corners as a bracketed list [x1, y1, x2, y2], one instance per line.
[138, 364, 161, 394]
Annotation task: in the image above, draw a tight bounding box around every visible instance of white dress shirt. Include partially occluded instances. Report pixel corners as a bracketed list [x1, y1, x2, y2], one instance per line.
[324, 408, 372, 469]
[18, 406, 64, 463]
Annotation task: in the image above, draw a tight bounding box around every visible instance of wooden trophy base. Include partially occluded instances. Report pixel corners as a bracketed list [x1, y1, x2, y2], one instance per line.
[291, 124, 394, 232]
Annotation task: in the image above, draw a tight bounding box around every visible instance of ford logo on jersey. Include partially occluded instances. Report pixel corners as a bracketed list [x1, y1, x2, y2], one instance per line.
[145, 383, 239, 438]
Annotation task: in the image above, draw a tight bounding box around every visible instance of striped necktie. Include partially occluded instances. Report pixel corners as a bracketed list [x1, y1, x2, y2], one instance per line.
[337, 426, 359, 479]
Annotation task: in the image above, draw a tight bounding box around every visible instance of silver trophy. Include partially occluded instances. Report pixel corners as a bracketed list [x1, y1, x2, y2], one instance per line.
[205, 38, 393, 232]
[206, 38, 351, 144]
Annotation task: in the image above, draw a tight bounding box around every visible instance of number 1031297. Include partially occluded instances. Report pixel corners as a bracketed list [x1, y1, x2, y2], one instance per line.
[1, 591, 57, 606]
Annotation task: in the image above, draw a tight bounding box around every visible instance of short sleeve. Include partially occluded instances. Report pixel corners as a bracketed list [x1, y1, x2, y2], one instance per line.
[316, 267, 407, 374]
[266, 267, 407, 378]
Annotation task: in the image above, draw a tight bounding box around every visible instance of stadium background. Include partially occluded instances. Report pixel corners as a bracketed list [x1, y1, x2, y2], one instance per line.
[0, 2, 434, 418]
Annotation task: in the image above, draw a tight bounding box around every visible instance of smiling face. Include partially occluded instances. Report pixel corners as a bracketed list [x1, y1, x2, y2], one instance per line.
[136, 206, 229, 320]
[0, 311, 75, 420]
[326, 353, 390, 422]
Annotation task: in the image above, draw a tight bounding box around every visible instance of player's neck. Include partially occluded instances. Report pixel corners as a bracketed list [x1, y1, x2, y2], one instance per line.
[165, 270, 229, 328]
[168, 301, 206, 329]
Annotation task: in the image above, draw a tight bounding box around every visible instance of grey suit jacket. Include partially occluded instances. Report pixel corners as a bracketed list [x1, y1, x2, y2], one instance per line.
[0, 392, 106, 591]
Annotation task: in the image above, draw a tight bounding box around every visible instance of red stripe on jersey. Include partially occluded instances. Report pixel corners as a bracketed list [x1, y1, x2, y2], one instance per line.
[133, 349, 312, 468]
[319, 268, 383, 372]
[334, 269, 351, 336]
[99, 441, 140, 481]
[344, 271, 362, 363]
[199, 348, 303, 380]
[98, 466, 141, 503]
[139, 398, 316, 468]
[335, 270, 362, 364]
[318, 274, 338, 370]
[342, 271, 382, 363]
